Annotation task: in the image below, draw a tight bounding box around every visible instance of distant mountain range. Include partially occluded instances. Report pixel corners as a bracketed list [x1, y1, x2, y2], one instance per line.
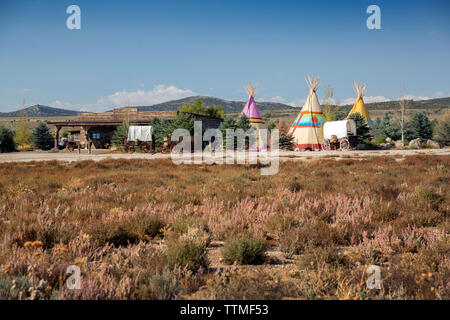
[1, 96, 448, 118]
[0, 105, 78, 117]
[340, 97, 450, 111]
[135, 95, 294, 112]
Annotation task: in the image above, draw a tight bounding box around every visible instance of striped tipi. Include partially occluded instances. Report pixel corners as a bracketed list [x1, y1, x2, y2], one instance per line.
[347, 82, 372, 125]
[242, 84, 264, 124]
[288, 75, 325, 151]
[241, 84, 268, 150]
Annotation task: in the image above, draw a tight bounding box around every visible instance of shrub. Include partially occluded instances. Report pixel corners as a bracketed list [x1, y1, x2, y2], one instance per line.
[88, 212, 164, 247]
[413, 186, 444, 211]
[222, 235, 267, 265]
[134, 214, 165, 240]
[287, 177, 302, 192]
[203, 269, 289, 299]
[0, 276, 31, 300]
[165, 237, 209, 273]
[374, 135, 387, 145]
[172, 216, 209, 235]
[372, 203, 399, 222]
[134, 270, 180, 300]
[279, 220, 335, 257]
[0, 126, 16, 152]
[0, 276, 51, 300]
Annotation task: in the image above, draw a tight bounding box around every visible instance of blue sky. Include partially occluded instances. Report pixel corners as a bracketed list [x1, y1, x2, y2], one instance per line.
[0, 0, 449, 112]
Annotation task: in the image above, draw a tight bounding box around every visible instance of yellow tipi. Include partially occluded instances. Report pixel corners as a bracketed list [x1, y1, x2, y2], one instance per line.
[347, 82, 372, 125]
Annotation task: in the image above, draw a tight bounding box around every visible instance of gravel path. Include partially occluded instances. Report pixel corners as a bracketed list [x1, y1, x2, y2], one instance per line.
[0, 148, 448, 163]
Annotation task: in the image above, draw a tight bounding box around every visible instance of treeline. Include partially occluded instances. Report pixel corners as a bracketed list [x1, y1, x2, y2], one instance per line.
[0, 121, 53, 153]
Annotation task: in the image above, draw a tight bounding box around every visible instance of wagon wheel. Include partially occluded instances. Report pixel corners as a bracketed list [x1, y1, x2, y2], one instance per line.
[322, 139, 331, 151]
[339, 138, 350, 150]
[142, 142, 152, 153]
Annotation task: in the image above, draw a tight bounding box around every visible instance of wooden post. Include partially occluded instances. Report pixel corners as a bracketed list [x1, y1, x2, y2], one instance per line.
[54, 126, 61, 149]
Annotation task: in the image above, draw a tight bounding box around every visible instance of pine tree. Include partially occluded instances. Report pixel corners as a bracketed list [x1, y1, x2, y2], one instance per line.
[32, 122, 53, 150]
[0, 126, 16, 153]
[111, 120, 129, 146]
[376, 112, 400, 140]
[169, 112, 195, 135]
[407, 112, 432, 141]
[149, 117, 171, 148]
[279, 133, 294, 150]
[348, 112, 372, 142]
[219, 116, 254, 149]
[432, 114, 450, 146]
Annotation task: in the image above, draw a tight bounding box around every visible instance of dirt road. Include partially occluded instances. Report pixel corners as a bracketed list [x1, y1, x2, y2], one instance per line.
[0, 148, 448, 163]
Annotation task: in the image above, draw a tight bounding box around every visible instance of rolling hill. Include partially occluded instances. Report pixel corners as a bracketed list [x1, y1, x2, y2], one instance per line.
[1, 96, 448, 118]
[135, 96, 294, 112]
[340, 97, 450, 111]
[0, 105, 78, 117]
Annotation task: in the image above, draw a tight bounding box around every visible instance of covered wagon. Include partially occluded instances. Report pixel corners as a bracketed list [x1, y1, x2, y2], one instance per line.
[322, 120, 358, 150]
[124, 126, 154, 152]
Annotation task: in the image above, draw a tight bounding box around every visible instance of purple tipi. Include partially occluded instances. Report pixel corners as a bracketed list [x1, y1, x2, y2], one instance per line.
[241, 84, 268, 151]
[242, 84, 264, 124]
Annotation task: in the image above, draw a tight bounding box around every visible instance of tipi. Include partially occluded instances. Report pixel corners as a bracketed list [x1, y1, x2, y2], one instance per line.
[242, 84, 264, 124]
[347, 82, 372, 125]
[241, 84, 268, 150]
[288, 75, 325, 151]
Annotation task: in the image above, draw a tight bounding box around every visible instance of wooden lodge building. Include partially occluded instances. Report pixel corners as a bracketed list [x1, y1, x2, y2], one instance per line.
[48, 107, 223, 150]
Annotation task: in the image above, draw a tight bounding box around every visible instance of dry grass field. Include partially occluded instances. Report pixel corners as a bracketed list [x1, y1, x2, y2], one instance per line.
[0, 155, 448, 300]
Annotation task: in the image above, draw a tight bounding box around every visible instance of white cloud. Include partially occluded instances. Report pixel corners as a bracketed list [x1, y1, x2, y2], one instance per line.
[98, 85, 196, 106]
[23, 88, 32, 92]
[287, 98, 305, 107]
[47, 84, 196, 112]
[337, 96, 390, 106]
[400, 91, 446, 101]
[269, 96, 285, 103]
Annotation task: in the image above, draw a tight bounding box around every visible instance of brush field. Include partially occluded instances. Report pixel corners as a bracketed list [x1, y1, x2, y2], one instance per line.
[0, 155, 448, 299]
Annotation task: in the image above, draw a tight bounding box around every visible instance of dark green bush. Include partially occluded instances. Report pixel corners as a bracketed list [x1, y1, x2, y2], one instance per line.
[165, 238, 209, 272]
[0, 126, 16, 153]
[222, 234, 267, 265]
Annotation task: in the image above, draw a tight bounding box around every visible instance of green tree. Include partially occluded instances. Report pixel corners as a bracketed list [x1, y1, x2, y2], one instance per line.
[236, 115, 252, 132]
[179, 99, 225, 119]
[432, 114, 450, 146]
[14, 119, 32, 149]
[179, 99, 206, 115]
[220, 116, 254, 149]
[111, 120, 129, 146]
[149, 117, 171, 148]
[32, 122, 53, 150]
[205, 105, 225, 119]
[267, 119, 279, 132]
[348, 112, 372, 142]
[376, 112, 400, 140]
[322, 84, 339, 121]
[170, 112, 195, 135]
[406, 112, 432, 141]
[0, 126, 16, 153]
[279, 133, 294, 150]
